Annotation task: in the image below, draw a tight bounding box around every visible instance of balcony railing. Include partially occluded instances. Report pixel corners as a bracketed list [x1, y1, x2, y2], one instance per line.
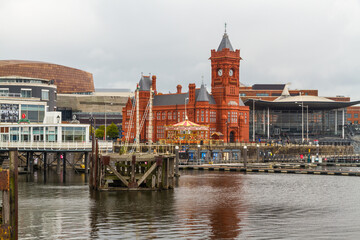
[0, 93, 21, 98]
[0, 141, 113, 151]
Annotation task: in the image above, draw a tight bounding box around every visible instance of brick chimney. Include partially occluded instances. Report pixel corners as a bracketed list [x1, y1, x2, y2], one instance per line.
[188, 83, 196, 104]
[176, 84, 182, 94]
[152, 75, 157, 93]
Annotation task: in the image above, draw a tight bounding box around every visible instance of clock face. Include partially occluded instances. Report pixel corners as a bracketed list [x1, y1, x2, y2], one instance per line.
[218, 69, 223, 76]
[229, 69, 234, 76]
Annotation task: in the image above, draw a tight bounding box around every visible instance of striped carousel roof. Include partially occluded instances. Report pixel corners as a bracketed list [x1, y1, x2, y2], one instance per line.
[165, 120, 209, 131]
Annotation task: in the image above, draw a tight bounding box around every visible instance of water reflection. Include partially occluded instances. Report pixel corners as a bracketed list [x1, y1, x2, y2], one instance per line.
[17, 169, 360, 239]
[175, 171, 245, 239]
[89, 188, 177, 239]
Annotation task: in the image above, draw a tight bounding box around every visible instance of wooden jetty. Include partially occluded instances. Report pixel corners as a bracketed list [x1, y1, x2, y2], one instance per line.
[89, 151, 176, 191]
[0, 149, 18, 240]
[179, 163, 360, 177]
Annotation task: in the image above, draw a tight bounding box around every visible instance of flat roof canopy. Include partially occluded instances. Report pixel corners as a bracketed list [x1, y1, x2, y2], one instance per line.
[244, 99, 360, 110]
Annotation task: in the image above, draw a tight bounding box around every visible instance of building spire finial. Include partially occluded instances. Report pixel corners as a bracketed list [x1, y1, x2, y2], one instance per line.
[201, 75, 204, 85]
[224, 22, 227, 33]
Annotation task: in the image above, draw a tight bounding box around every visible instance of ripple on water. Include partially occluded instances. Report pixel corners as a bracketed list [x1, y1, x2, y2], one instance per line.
[17, 171, 360, 239]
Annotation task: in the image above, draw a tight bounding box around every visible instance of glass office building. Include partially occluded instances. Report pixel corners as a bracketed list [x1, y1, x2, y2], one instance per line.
[245, 95, 360, 141]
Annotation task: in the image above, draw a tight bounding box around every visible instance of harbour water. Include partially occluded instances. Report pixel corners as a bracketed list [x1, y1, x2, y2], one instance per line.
[18, 170, 360, 239]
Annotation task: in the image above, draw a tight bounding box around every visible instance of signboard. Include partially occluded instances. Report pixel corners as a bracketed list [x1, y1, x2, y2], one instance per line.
[0, 103, 19, 122]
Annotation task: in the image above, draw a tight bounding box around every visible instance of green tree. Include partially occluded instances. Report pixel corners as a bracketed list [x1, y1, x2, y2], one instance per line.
[95, 125, 105, 138]
[106, 122, 119, 139]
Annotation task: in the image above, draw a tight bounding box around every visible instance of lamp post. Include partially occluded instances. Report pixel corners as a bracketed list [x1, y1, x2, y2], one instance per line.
[296, 102, 307, 144]
[295, 102, 304, 143]
[253, 100, 255, 142]
[304, 105, 309, 142]
[104, 102, 113, 141]
[185, 97, 189, 120]
[301, 102, 304, 143]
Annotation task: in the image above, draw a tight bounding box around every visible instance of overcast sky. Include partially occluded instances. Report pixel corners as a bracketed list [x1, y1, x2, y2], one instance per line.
[1, 0, 360, 99]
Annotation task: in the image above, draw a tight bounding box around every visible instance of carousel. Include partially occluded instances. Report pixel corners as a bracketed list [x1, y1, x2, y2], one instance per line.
[162, 119, 210, 145]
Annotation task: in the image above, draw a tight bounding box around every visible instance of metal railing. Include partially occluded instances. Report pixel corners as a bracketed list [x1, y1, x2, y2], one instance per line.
[0, 141, 113, 151]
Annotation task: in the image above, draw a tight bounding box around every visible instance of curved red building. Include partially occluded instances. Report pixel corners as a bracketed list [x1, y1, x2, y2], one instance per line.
[0, 60, 94, 94]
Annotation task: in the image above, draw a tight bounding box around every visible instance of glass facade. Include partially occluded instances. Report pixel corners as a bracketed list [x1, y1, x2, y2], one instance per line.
[62, 127, 86, 142]
[21, 105, 45, 122]
[250, 108, 345, 139]
[0, 125, 88, 143]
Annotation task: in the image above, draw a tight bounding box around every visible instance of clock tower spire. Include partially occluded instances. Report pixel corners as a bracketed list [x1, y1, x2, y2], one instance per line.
[210, 30, 242, 105]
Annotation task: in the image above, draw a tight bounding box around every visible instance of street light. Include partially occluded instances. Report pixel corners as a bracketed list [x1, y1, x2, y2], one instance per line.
[296, 102, 308, 143]
[104, 102, 113, 141]
[304, 105, 309, 142]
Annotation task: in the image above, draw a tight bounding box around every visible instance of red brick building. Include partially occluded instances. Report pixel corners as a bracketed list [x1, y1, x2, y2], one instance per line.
[347, 106, 360, 124]
[122, 32, 250, 143]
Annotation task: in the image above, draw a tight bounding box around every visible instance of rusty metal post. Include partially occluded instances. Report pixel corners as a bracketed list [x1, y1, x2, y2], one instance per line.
[84, 152, 89, 182]
[94, 139, 99, 190]
[89, 153, 93, 189]
[29, 152, 33, 174]
[43, 152, 47, 183]
[26, 151, 30, 174]
[9, 148, 18, 240]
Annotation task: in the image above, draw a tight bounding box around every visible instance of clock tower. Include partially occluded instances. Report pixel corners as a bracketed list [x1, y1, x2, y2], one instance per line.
[210, 31, 242, 105]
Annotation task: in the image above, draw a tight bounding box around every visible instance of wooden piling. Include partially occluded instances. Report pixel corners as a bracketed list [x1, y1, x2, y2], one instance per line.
[0, 148, 18, 240]
[56, 153, 61, 175]
[43, 152, 47, 183]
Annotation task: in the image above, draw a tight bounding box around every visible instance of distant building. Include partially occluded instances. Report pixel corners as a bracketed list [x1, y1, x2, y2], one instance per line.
[0, 75, 57, 110]
[122, 32, 250, 143]
[244, 85, 360, 142]
[239, 84, 318, 102]
[57, 88, 133, 129]
[0, 75, 58, 123]
[0, 112, 90, 144]
[347, 106, 360, 124]
[0, 60, 94, 94]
